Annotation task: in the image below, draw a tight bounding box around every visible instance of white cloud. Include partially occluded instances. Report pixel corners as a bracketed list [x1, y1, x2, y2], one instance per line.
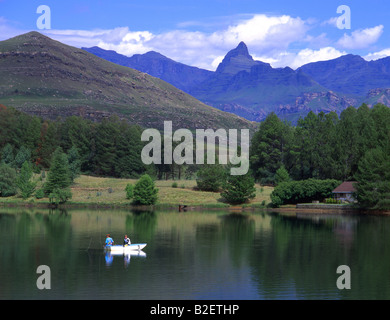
[36, 14, 310, 70]
[254, 47, 346, 69]
[290, 47, 346, 69]
[210, 14, 308, 54]
[321, 17, 339, 28]
[2, 13, 385, 71]
[337, 25, 384, 49]
[364, 48, 390, 61]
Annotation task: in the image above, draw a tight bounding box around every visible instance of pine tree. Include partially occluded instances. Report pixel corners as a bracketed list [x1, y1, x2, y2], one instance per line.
[250, 112, 293, 184]
[275, 165, 290, 185]
[1, 143, 14, 165]
[13, 146, 31, 169]
[354, 147, 390, 210]
[0, 163, 17, 197]
[44, 147, 72, 195]
[221, 173, 256, 205]
[16, 161, 36, 199]
[67, 146, 81, 182]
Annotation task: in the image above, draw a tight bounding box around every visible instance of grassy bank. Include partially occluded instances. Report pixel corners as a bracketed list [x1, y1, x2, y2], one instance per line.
[0, 175, 273, 209]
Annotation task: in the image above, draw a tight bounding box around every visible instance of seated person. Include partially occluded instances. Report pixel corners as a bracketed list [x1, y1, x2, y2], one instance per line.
[123, 235, 131, 246]
[105, 234, 114, 247]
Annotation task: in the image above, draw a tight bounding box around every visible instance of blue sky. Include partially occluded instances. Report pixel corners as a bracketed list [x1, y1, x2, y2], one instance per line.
[1, 0, 389, 70]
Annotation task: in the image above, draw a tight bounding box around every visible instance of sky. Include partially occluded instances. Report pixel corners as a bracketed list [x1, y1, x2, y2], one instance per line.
[0, 0, 389, 70]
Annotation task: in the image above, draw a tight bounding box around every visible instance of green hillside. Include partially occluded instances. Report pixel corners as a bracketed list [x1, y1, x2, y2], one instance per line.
[0, 32, 256, 132]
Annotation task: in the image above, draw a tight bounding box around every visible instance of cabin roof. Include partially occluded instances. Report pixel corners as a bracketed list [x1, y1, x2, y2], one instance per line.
[333, 181, 357, 193]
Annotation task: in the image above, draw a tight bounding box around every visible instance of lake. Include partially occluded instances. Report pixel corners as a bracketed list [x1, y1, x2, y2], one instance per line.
[1, 207, 390, 300]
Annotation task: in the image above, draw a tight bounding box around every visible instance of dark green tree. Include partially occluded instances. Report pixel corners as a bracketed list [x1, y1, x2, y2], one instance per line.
[354, 147, 390, 210]
[13, 146, 31, 169]
[59, 116, 92, 172]
[37, 120, 60, 169]
[1, 143, 14, 165]
[94, 116, 121, 176]
[0, 163, 17, 197]
[115, 124, 145, 178]
[250, 112, 293, 184]
[44, 147, 72, 195]
[67, 146, 81, 182]
[196, 164, 227, 192]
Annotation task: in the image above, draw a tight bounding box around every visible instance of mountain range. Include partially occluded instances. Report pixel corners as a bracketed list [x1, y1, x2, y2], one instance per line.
[83, 42, 390, 123]
[0, 32, 255, 132]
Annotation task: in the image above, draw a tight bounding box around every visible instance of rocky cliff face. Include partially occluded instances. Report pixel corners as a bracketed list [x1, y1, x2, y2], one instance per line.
[215, 41, 263, 75]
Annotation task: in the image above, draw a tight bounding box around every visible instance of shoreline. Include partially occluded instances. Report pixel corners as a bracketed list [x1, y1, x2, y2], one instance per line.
[1, 199, 389, 215]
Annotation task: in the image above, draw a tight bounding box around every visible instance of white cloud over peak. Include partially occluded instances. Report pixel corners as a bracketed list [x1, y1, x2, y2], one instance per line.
[364, 48, 390, 61]
[37, 14, 311, 70]
[337, 25, 384, 49]
[0, 13, 387, 71]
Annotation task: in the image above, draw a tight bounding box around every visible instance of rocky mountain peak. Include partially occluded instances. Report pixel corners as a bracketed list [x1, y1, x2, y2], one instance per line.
[216, 41, 258, 75]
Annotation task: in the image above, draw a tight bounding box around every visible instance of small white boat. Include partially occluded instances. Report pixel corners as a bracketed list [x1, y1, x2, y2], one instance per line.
[104, 243, 147, 253]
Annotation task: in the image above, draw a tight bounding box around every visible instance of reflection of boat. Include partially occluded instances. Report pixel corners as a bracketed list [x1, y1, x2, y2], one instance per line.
[104, 243, 147, 254]
[104, 249, 146, 267]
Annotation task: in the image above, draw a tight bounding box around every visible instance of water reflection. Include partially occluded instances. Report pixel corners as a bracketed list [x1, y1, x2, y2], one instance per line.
[104, 250, 147, 268]
[1, 208, 390, 299]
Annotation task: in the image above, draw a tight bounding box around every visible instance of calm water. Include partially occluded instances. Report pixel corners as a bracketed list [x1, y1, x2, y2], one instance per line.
[1, 208, 390, 300]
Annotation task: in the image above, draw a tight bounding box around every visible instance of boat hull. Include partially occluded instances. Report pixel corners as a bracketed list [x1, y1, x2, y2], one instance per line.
[105, 243, 147, 253]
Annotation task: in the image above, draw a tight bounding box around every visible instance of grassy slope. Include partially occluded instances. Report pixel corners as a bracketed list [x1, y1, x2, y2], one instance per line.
[0, 175, 273, 208]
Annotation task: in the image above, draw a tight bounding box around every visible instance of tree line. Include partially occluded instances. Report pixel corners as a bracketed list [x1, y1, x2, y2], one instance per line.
[250, 103, 390, 209]
[0, 103, 389, 209]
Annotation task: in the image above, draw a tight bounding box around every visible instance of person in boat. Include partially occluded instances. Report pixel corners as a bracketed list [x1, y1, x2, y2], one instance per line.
[105, 234, 114, 247]
[123, 235, 131, 247]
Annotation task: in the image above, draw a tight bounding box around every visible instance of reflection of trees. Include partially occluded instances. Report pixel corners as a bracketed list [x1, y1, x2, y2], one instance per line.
[220, 214, 255, 267]
[195, 213, 256, 268]
[249, 213, 390, 299]
[249, 214, 345, 299]
[131, 209, 157, 243]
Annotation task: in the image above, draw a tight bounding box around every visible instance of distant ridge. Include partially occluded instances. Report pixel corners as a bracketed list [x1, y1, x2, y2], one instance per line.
[82, 46, 213, 92]
[298, 54, 390, 96]
[84, 41, 390, 123]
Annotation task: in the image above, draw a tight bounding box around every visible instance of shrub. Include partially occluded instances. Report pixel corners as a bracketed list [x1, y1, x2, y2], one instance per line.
[270, 179, 341, 207]
[171, 182, 178, 188]
[49, 188, 72, 205]
[35, 188, 45, 199]
[132, 174, 158, 205]
[125, 183, 134, 200]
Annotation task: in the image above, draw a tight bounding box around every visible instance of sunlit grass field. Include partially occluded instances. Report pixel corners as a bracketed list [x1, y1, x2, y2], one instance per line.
[0, 174, 273, 208]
